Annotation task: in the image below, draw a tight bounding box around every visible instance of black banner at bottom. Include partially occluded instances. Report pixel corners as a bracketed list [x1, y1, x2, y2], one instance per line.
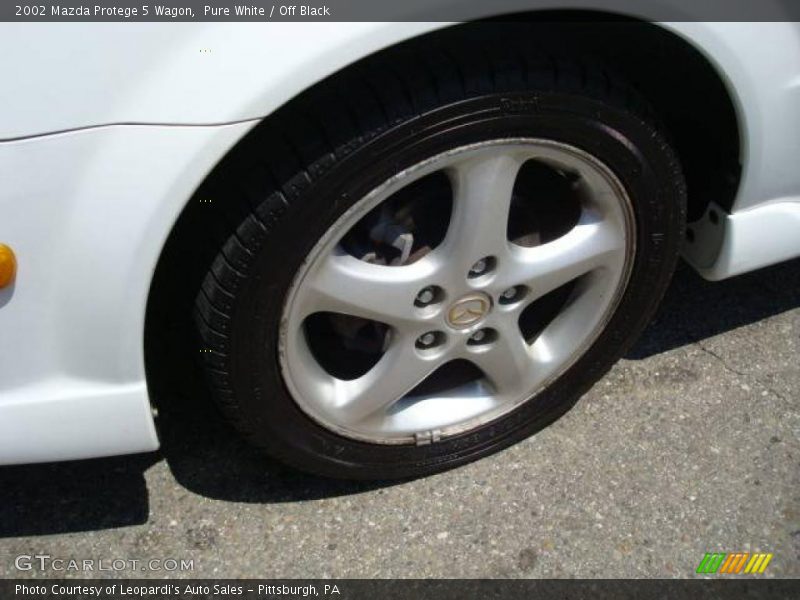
[3, 579, 799, 600]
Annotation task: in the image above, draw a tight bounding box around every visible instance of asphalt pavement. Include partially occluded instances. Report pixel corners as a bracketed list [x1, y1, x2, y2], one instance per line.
[1, 259, 798, 579]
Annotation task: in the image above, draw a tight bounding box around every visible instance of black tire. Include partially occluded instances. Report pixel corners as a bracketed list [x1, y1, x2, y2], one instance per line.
[194, 35, 686, 479]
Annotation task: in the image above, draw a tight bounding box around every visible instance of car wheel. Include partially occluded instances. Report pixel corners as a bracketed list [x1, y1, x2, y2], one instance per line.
[194, 44, 686, 479]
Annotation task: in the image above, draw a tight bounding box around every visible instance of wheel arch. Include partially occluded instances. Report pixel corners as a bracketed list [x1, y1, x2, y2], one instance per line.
[144, 14, 743, 410]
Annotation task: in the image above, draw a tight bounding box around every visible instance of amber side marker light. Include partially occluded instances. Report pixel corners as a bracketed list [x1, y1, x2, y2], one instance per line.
[0, 244, 16, 288]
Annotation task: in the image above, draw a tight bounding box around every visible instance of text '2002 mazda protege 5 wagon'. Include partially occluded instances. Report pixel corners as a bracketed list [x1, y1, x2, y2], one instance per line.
[1, 12, 799, 479]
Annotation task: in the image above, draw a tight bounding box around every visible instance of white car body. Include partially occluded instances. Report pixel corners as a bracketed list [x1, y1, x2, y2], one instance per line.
[1, 15, 799, 464]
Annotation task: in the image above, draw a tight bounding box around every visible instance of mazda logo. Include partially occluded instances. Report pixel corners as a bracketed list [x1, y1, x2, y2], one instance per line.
[447, 294, 491, 329]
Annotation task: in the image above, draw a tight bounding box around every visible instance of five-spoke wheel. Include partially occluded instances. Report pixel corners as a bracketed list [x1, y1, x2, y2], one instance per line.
[280, 140, 634, 443]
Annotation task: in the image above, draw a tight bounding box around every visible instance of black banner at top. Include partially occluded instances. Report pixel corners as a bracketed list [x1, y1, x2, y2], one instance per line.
[3, 0, 800, 22]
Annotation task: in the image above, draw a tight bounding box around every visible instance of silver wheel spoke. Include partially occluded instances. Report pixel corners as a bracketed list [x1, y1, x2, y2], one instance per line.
[298, 251, 436, 329]
[467, 323, 536, 397]
[444, 151, 524, 269]
[334, 336, 441, 425]
[505, 210, 626, 303]
[530, 271, 615, 370]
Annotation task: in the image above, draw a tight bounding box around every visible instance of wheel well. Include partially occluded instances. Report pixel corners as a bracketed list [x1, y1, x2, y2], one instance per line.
[145, 15, 740, 406]
[476, 13, 741, 221]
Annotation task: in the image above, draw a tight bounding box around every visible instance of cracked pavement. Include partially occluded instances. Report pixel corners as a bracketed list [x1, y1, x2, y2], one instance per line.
[1, 259, 798, 579]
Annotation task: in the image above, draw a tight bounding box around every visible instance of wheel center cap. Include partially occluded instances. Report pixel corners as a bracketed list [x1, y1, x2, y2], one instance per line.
[447, 292, 492, 329]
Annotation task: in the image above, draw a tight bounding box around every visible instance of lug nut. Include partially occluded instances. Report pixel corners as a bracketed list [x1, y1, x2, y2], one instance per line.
[414, 285, 444, 308]
[468, 256, 495, 278]
[416, 331, 441, 349]
[471, 259, 486, 274]
[499, 285, 528, 305]
[470, 329, 487, 343]
[467, 328, 496, 346]
[415, 287, 436, 306]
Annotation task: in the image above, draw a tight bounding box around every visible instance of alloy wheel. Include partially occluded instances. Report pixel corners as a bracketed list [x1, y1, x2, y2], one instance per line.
[279, 139, 635, 444]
